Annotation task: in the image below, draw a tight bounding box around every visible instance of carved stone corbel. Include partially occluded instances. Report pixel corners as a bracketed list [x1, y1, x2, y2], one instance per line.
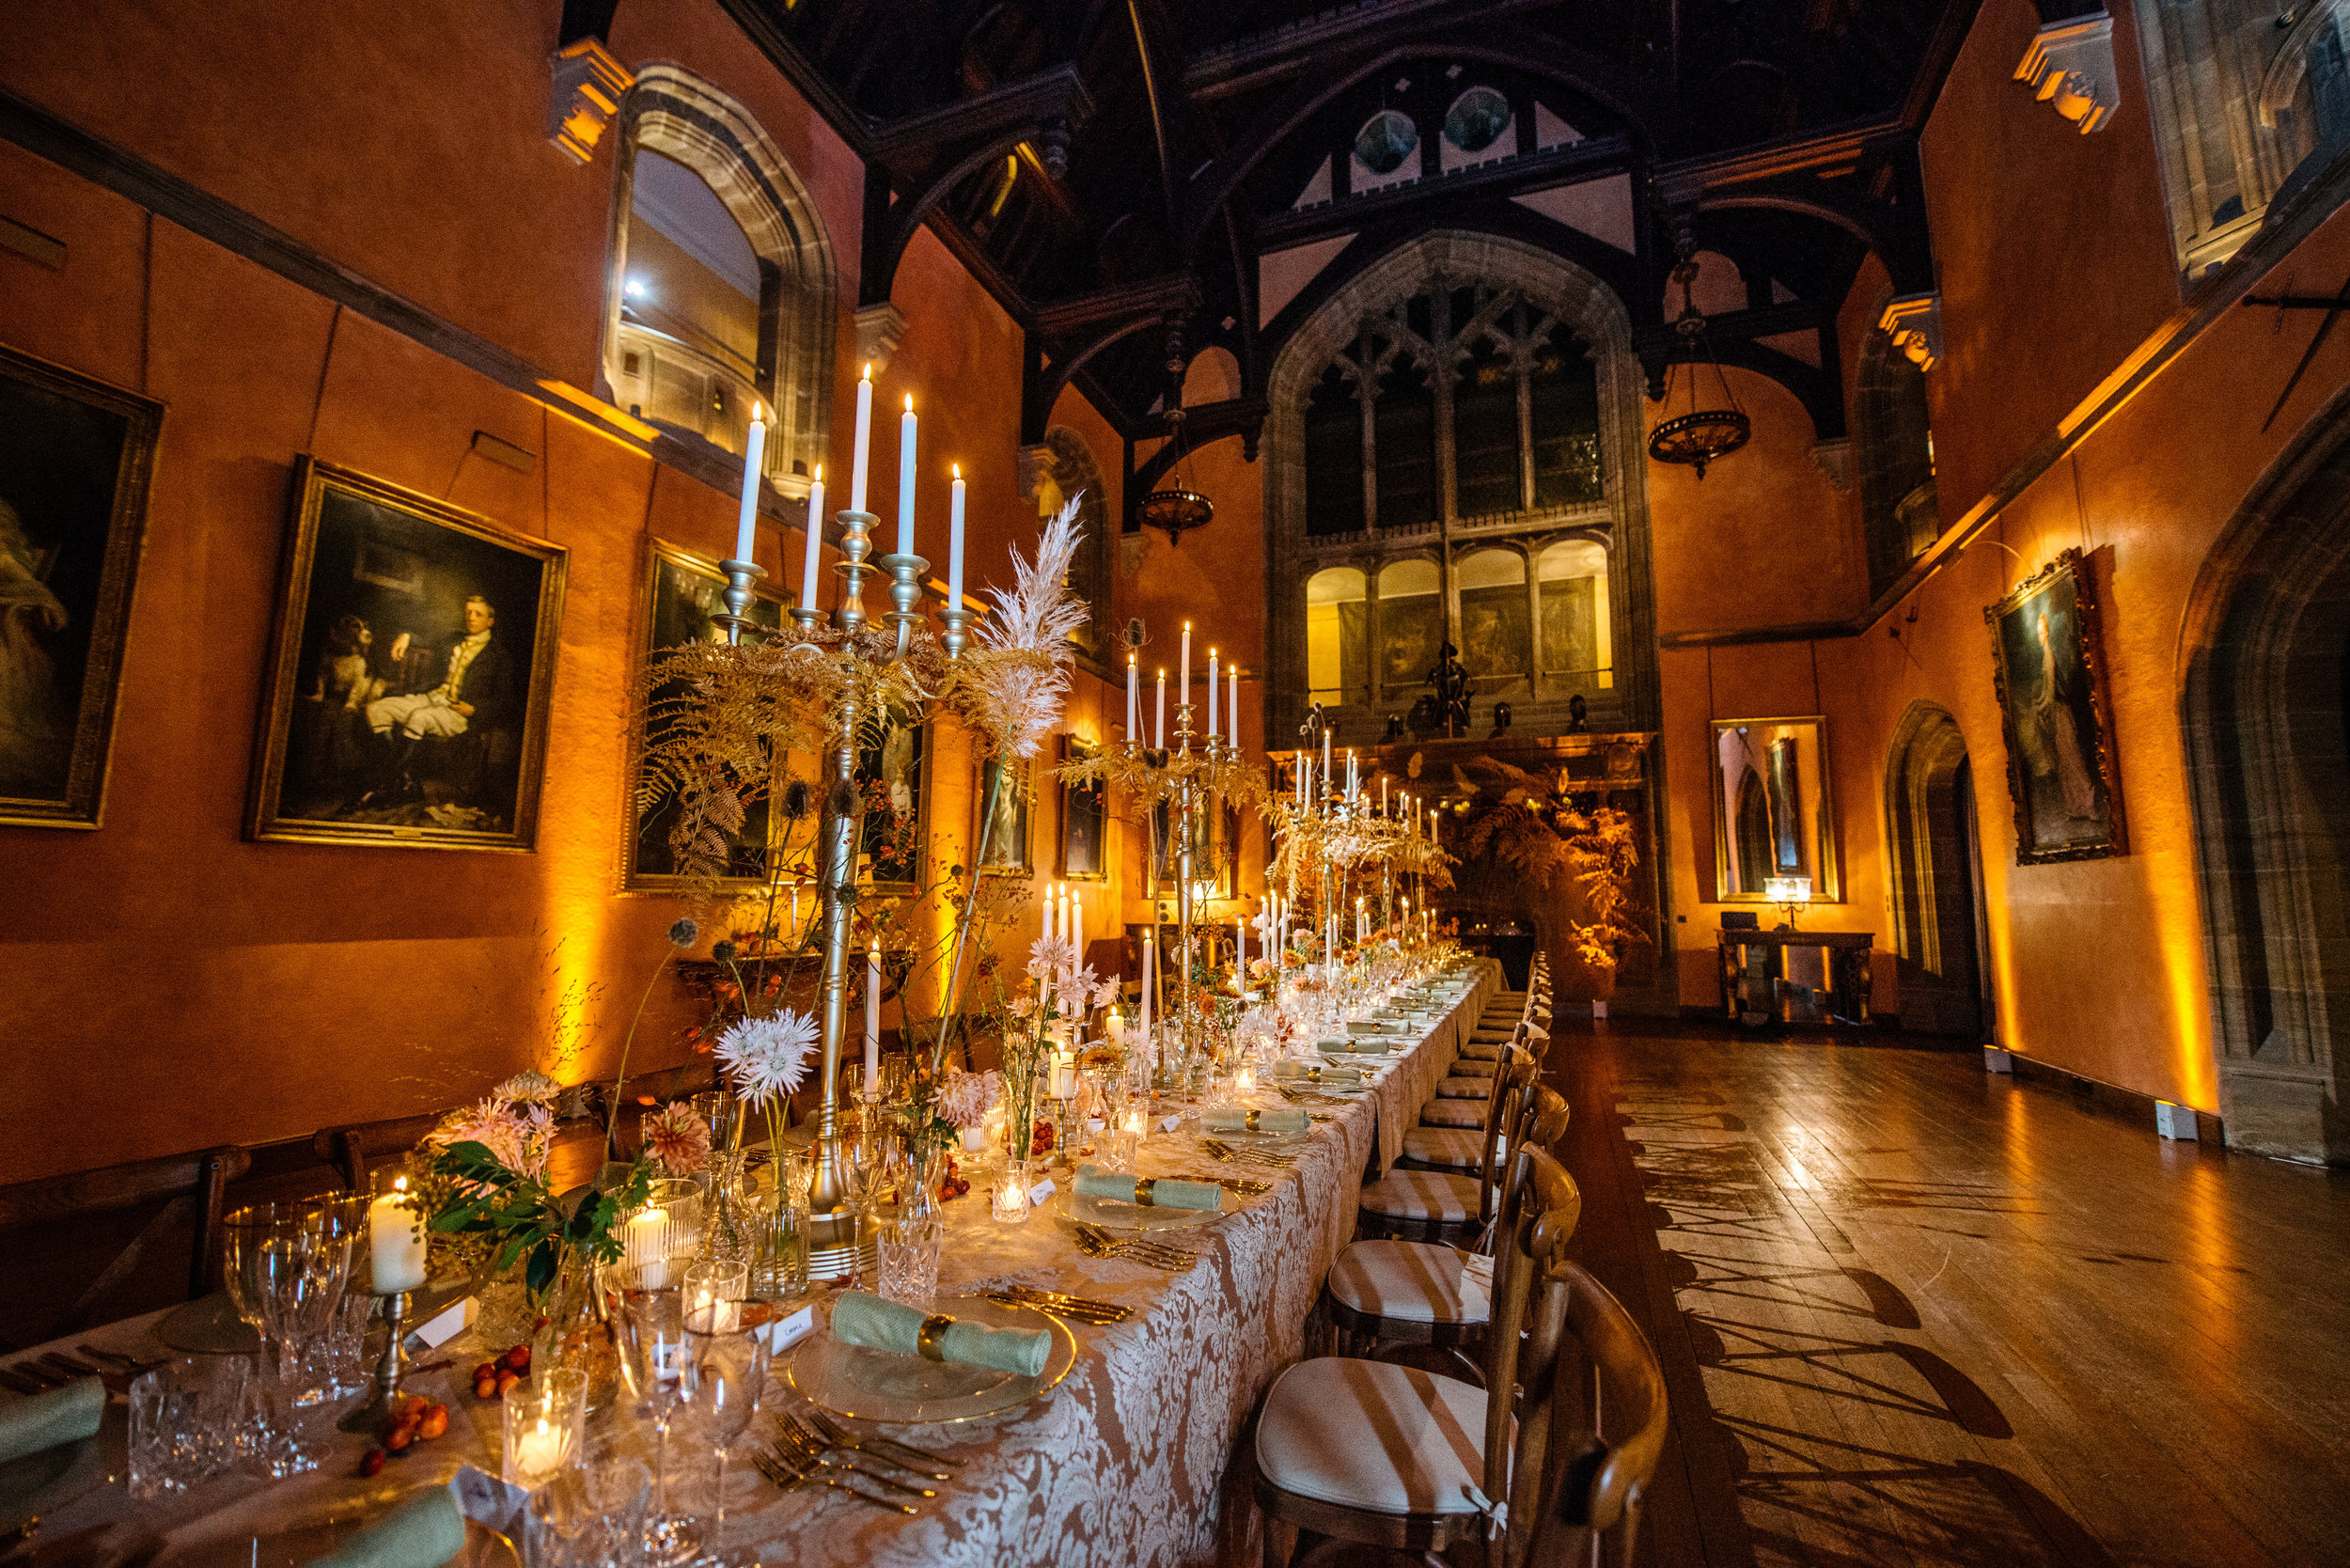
[548, 39, 634, 165]
[2014, 12, 2120, 135]
[1878, 293, 1943, 372]
[854, 302, 909, 373]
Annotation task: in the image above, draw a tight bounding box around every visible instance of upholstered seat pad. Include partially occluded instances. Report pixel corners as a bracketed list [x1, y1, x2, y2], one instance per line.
[1402, 1127, 1487, 1168]
[1258, 1358, 1491, 1516]
[1435, 1076, 1488, 1099]
[1459, 1041, 1505, 1060]
[1358, 1168, 1480, 1221]
[1450, 1057, 1497, 1077]
[1327, 1240, 1490, 1325]
[1419, 1098, 1487, 1128]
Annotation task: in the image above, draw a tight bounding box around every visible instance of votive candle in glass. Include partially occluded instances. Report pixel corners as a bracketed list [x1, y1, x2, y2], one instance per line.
[502, 1366, 587, 1489]
[992, 1169, 1030, 1224]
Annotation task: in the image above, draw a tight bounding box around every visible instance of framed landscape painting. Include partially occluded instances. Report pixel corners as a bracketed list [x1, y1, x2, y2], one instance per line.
[247, 458, 567, 851]
[0, 344, 163, 829]
[1986, 547, 2123, 864]
[1059, 736, 1106, 880]
[622, 538, 788, 892]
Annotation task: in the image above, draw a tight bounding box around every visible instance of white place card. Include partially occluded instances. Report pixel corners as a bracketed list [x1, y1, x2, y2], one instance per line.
[759, 1303, 816, 1355]
[1160, 1115, 1183, 1135]
[405, 1294, 477, 1352]
[1027, 1177, 1057, 1207]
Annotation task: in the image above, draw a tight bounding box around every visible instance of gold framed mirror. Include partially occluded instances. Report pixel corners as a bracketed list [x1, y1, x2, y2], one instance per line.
[1710, 715, 1838, 902]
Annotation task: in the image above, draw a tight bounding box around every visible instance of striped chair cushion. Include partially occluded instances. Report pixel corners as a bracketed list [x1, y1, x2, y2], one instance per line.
[1326, 1240, 1489, 1325]
[1402, 1126, 1487, 1168]
[1449, 1057, 1498, 1077]
[1418, 1098, 1487, 1129]
[1459, 1042, 1507, 1062]
[1434, 1076, 1489, 1099]
[1256, 1358, 1490, 1515]
[1357, 1168, 1480, 1222]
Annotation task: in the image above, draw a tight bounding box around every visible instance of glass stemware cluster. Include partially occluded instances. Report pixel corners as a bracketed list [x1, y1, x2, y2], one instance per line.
[220, 1198, 364, 1476]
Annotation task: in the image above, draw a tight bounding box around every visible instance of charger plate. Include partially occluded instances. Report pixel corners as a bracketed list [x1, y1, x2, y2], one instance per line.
[787, 1294, 1076, 1425]
[1050, 1181, 1241, 1232]
[0, 1399, 122, 1539]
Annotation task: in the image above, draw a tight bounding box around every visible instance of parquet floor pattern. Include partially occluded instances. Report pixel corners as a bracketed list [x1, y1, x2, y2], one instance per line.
[1546, 1021, 2350, 1568]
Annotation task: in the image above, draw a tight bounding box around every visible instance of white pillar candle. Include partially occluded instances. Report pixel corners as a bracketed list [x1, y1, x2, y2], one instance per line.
[1072, 890, 1085, 966]
[849, 364, 873, 514]
[947, 463, 965, 611]
[1321, 729, 1331, 792]
[1180, 621, 1191, 710]
[732, 402, 766, 565]
[1230, 662, 1240, 749]
[514, 1416, 566, 1479]
[1154, 668, 1166, 749]
[865, 941, 882, 1089]
[895, 396, 916, 556]
[798, 465, 824, 617]
[368, 1177, 428, 1294]
[1126, 655, 1138, 742]
[1206, 649, 1218, 740]
[622, 1208, 670, 1289]
[1139, 929, 1154, 1044]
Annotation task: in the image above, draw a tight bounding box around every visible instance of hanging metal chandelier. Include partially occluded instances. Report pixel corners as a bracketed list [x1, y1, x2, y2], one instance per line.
[1646, 253, 1749, 479]
[1140, 325, 1214, 544]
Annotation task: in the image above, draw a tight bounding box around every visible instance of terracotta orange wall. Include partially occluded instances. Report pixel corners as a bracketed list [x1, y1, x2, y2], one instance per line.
[0, 0, 1155, 1182]
[1652, 0, 2350, 1118]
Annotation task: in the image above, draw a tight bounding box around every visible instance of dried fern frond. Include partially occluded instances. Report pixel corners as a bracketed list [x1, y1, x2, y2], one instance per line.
[940, 496, 1089, 759]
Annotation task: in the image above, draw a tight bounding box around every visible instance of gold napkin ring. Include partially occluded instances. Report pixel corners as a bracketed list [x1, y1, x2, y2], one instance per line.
[1134, 1177, 1156, 1207]
[1246, 1108, 1261, 1132]
[916, 1314, 954, 1362]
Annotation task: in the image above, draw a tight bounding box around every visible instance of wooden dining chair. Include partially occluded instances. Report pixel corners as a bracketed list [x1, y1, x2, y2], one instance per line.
[1324, 1099, 1582, 1380]
[0, 1145, 251, 1349]
[1255, 1147, 1586, 1568]
[1400, 1079, 1565, 1176]
[1424, 1024, 1529, 1128]
[1357, 1054, 1537, 1247]
[1527, 1263, 1670, 1568]
[313, 1110, 450, 1193]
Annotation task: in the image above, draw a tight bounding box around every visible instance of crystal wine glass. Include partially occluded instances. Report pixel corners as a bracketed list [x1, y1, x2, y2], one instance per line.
[611, 1264, 697, 1566]
[222, 1203, 321, 1476]
[680, 1289, 769, 1553]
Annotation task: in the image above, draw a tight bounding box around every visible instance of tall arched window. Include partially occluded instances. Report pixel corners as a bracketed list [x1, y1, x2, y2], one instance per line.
[1537, 539, 1611, 689]
[603, 68, 836, 482]
[1305, 567, 1367, 704]
[1855, 324, 1937, 598]
[1456, 548, 1528, 690]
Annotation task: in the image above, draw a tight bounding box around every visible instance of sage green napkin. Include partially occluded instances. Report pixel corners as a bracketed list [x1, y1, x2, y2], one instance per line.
[307, 1484, 467, 1568]
[1073, 1165, 1223, 1211]
[1273, 1060, 1361, 1087]
[829, 1290, 1050, 1378]
[1319, 1035, 1389, 1054]
[0, 1374, 102, 1466]
[1202, 1106, 1308, 1136]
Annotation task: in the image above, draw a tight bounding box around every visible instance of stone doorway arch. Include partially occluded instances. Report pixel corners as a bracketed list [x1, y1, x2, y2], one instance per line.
[2181, 387, 2350, 1163]
[1884, 701, 1988, 1038]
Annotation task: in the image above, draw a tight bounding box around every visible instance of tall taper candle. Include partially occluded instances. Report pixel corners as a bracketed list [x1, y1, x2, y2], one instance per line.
[849, 364, 873, 513]
[799, 464, 824, 614]
[896, 395, 916, 556]
[1072, 890, 1085, 970]
[1206, 649, 1218, 740]
[865, 940, 882, 1090]
[1180, 621, 1191, 709]
[947, 463, 965, 609]
[1155, 668, 1167, 749]
[1230, 662, 1240, 749]
[732, 402, 766, 565]
[1126, 655, 1139, 742]
[1321, 729, 1331, 792]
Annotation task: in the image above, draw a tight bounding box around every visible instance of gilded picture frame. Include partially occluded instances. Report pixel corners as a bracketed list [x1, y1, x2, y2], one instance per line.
[1058, 735, 1106, 881]
[620, 537, 789, 893]
[0, 344, 164, 830]
[1707, 716, 1839, 902]
[246, 457, 567, 852]
[1986, 547, 2123, 864]
[974, 755, 1032, 876]
[856, 709, 926, 888]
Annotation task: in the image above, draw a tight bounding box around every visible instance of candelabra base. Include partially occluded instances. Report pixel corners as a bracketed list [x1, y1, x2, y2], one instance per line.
[804, 1209, 877, 1283]
[336, 1288, 412, 1433]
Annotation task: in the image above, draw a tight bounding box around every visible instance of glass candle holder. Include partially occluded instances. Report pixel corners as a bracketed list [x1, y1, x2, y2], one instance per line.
[682, 1260, 750, 1334]
[992, 1161, 1031, 1224]
[503, 1366, 588, 1490]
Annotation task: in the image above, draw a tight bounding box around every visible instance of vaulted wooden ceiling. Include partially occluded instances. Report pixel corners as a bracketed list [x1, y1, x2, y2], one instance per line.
[709, 0, 1973, 452]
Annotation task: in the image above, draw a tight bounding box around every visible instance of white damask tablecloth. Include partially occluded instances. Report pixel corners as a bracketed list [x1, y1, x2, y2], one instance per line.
[14, 962, 1500, 1568]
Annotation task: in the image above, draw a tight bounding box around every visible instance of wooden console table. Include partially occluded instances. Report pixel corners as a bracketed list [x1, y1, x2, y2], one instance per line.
[1717, 929, 1873, 1026]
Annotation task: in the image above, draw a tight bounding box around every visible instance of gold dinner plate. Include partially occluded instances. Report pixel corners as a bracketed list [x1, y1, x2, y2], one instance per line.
[1050, 1180, 1242, 1232]
[787, 1294, 1076, 1425]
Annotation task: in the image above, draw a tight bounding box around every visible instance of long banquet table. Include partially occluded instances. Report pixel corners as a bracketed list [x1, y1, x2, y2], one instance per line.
[11, 962, 1501, 1568]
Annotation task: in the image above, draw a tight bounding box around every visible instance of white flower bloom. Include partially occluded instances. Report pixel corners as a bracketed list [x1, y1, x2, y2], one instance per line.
[1026, 935, 1077, 980]
[713, 1010, 820, 1101]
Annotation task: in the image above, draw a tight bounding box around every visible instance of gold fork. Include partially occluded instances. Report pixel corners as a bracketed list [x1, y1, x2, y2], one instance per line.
[774, 1417, 938, 1497]
[754, 1444, 918, 1514]
[1202, 1138, 1294, 1168]
[1073, 1222, 1198, 1271]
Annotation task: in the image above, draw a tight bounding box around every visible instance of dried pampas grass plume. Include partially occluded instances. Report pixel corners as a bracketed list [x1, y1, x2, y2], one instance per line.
[949, 494, 1089, 760]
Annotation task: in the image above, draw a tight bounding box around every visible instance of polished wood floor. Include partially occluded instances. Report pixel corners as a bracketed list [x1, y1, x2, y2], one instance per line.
[1545, 1019, 2350, 1568]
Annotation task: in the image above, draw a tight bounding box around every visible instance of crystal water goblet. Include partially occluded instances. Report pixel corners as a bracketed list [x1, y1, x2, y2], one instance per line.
[222, 1203, 319, 1476]
[611, 1264, 697, 1566]
[680, 1294, 769, 1553]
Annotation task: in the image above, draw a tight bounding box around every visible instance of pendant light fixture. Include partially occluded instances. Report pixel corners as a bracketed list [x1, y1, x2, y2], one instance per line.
[1139, 321, 1214, 544]
[1646, 236, 1749, 479]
